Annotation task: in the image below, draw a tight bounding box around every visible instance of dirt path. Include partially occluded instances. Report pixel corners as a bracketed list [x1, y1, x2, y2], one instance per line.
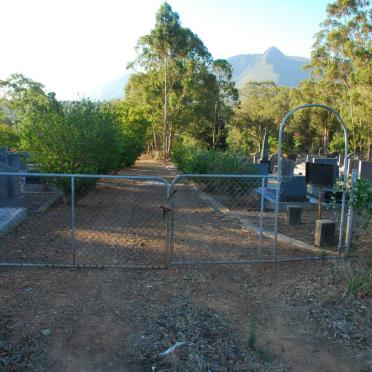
[0, 155, 369, 371]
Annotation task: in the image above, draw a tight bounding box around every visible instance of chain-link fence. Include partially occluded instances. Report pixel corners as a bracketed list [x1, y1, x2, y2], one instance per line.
[168, 174, 345, 265]
[0, 173, 169, 268]
[1, 171, 354, 269]
[169, 174, 278, 264]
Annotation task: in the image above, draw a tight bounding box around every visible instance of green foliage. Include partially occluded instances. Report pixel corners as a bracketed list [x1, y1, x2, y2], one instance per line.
[230, 82, 290, 154]
[20, 99, 147, 193]
[305, 0, 372, 154]
[171, 143, 257, 175]
[0, 124, 19, 149]
[107, 101, 149, 167]
[128, 2, 238, 158]
[353, 178, 372, 226]
[346, 268, 372, 297]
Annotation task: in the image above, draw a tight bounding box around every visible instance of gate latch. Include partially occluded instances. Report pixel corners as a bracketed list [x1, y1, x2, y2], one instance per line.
[160, 205, 172, 217]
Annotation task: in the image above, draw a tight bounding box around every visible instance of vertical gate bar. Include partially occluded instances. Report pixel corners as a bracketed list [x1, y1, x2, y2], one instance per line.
[345, 169, 358, 257]
[71, 176, 76, 267]
[169, 181, 175, 266]
[338, 159, 349, 254]
[165, 183, 171, 268]
[258, 177, 265, 256]
[273, 177, 279, 262]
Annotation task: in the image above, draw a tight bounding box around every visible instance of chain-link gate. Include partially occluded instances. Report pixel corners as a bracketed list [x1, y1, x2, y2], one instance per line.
[168, 174, 342, 266]
[1, 170, 349, 269]
[0, 173, 169, 268]
[168, 174, 280, 265]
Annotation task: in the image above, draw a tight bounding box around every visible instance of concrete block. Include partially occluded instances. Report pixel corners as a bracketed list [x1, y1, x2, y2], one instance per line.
[0, 207, 27, 235]
[286, 206, 302, 225]
[314, 219, 336, 247]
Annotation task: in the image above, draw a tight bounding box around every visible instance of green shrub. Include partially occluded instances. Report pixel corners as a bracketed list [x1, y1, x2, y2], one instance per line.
[171, 144, 260, 194]
[171, 143, 257, 175]
[20, 100, 148, 194]
[0, 123, 19, 149]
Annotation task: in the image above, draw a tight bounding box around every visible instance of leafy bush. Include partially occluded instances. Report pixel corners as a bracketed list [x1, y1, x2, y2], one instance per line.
[20, 100, 148, 193]
[171, 144, 260, 194]
[172, 143, 257, 174]
[0, 124, 19, 149]
[353, 178, 372, 226]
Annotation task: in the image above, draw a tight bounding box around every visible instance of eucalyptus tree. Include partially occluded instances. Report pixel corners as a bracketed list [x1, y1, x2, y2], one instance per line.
[230, 81, 290, 153]
[306, 0, 372, 153]
[128, 2, 211, 159]
[210, 59, 239, 149]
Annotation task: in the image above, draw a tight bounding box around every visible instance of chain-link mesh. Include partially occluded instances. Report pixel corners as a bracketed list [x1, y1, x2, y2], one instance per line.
[275, 175, 344, 259]
[0, 174, 72, 266]
[75, 177, 167, 268]
[170, 175, 276, 264]
[0, 173, 168, 268]
[1, 171, 349, 269]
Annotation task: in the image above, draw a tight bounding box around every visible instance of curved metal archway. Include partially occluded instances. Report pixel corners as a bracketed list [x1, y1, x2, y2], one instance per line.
[276, 104, 349, 252]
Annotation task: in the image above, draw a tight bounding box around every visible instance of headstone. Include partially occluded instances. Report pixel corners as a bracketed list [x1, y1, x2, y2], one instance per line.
[358, 161, 372, 181]
[286, 206, 302, 225]
[279, 176, 307, 202]
[0, 163, 21, 207]
[280, 159, 295, 176]
[260, 129, 269, 162]
[254, 162, 269, 175]
[314, 220, 336, 247]
[6, 153, 22, 170]
[367, 144, 372, 161]
[313, 157, 339, 182]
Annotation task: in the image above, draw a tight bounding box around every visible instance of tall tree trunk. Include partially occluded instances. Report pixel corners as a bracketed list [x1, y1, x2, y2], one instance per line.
[152, 123, 158, 151]
[162, 58, 169, 160]
[212, 101, 218, 149]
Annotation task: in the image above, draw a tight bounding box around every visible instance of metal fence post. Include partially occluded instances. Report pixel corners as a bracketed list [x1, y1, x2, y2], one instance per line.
[71, 176, 76, 267]
[165, 182, 175, 268]
[258, 177, 265, 256]
[345, 169, 358, 257]
[273, 176, 279, 262]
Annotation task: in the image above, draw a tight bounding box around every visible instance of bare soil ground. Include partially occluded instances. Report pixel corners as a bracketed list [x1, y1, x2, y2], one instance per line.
[0, 155, 371, 371]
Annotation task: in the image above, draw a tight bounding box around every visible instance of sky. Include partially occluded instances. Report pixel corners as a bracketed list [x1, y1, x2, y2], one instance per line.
[1, 0, 330, 100]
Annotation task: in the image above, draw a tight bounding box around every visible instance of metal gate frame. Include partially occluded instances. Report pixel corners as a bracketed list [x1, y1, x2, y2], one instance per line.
[0, 171, 170, 269]
[277, 104, 349, 252]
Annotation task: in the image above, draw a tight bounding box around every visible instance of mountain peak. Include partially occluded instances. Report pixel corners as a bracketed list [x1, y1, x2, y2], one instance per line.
[228, 47, 309, 88]
[263, 46, 284, 58]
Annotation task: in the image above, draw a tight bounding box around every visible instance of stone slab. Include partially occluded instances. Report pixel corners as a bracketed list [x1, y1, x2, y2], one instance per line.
[358, 160, 372, 181]
[286, 206, 302, 225]
[0, 207, 27, 235]
[314, 219, 336, 247]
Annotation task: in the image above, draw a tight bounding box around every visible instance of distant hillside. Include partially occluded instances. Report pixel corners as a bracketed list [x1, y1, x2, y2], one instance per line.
[228, 47, 309, 88]
[91, 47, 309, 100]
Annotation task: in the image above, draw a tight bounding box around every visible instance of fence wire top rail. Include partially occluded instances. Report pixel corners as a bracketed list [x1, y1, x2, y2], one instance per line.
[0, 171, 168, 184]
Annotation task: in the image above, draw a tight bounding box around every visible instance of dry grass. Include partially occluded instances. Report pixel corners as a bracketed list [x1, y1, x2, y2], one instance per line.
[136, 296, 283, 371]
